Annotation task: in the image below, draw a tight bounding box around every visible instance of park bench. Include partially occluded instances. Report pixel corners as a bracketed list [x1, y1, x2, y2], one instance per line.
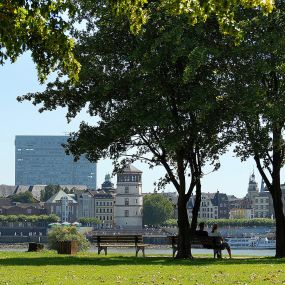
[168, 235, 223, 258]
[92, 235, 146, 257]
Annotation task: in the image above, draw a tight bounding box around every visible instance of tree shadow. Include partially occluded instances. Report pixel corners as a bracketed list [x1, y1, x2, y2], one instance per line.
[0, 254, 284, 267]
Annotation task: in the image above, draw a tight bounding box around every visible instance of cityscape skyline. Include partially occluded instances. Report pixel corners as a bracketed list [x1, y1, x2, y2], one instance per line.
[1, 53, 285, 197]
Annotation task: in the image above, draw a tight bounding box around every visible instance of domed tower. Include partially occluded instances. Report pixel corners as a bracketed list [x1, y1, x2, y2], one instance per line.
[114, 165, 143, 229]
[101, 174, 115, 193]
[247, 171, 259, 202]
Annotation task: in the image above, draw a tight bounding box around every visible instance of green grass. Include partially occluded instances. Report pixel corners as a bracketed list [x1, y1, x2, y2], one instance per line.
[0, 251, 284, 284]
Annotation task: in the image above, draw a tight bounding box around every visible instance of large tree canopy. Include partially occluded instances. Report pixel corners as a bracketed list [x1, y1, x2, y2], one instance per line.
[220, 1, 285, 257]
[20, 0, 229, 258]
[0, 0, 80, 82]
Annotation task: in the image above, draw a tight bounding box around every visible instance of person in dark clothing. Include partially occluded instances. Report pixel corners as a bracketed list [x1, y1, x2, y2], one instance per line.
[209, 224, 232, 258]
[195, 222, 208, 237]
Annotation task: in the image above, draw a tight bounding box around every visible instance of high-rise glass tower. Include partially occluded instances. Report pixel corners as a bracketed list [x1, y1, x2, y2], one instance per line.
[15, 136, 97, 189]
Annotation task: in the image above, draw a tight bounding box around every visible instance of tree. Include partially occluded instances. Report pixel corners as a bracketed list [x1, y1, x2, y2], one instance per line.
[40, 185, 61, 202]
[10, 191, 37, 203]
[143, 194, 173, 226]
[109, 0, 274, 36]
[221, 1, 285, 257]
[0, 0, 79, 82]
[20, 1, 229, 258]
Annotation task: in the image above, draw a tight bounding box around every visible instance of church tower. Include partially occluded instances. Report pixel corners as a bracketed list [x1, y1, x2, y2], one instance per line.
[114, 165, 143, 229]
[247, 171, 259, 202]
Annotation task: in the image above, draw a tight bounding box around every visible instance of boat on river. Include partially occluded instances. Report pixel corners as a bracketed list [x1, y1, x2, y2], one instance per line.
[225, 237, 275, 249]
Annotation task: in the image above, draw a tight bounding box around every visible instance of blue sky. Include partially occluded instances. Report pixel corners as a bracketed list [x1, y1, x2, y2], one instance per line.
[0, 53, 271, 198]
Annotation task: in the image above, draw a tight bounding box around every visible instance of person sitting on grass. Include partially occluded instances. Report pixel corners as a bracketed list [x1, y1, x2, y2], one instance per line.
[209, 223, 232, 258]
[195, 222, 208, 237]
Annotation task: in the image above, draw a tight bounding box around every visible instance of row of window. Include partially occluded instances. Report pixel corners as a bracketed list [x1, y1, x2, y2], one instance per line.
[97, 215, 113, 221]
[96, 208, 113, 213]
[254, 205, 269, 210]
[96, 201, 113, 206]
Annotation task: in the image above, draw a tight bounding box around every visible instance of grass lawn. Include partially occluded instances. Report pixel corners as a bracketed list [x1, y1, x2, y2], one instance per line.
[0, 251, 284, 284]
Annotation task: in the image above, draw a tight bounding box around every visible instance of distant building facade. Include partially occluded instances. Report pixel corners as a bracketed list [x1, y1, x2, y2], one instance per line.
[114, 165, 143, 229]
[15, 136, 97, 189]
[45, 190, 78, 222]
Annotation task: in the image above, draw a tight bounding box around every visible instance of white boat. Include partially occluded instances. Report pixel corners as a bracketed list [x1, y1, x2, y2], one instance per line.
[226, 237, 258, 248]
[225, 237, 276, 249]
[256, 237, 276, 249]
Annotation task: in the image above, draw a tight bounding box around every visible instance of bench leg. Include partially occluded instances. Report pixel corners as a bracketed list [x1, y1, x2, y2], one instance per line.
[98, 246, 107, 255]
[136, 246, 145, 257]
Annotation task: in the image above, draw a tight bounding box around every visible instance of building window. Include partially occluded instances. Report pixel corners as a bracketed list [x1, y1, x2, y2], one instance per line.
[125, 186, 129, 194]
[125, 210, 129, 217]
[125, 198, 129, 206]
[136, 199, 138, 204]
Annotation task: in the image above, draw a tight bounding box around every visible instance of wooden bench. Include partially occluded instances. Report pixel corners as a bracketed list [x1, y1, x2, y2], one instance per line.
[168, 235, 223, 258]
[92, 235, 146, 257]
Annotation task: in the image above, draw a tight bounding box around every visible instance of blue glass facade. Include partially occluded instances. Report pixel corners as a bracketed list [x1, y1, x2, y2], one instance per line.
[15, 136, 97, 189]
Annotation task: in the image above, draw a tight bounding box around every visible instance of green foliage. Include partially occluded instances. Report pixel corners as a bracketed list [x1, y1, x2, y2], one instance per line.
[48, 226, 90, 251]
[79, 217, 100, 226]
[10, 191, 37, 203]
[0, 214, 59, 224]
[0, 0, 80, 82]
[109, 0, 274, 37]
[163, 219, 177, 226]
[40, 185, 62, 202]
[200, 218, 275, 228]
[143, 194, 174, 225]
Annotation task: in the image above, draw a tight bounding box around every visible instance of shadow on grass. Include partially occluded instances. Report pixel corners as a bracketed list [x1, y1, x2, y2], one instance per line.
[0, 254, 285, 267]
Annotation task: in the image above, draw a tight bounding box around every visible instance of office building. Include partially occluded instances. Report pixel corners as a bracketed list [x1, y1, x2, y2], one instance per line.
[15, 136, 97, 189]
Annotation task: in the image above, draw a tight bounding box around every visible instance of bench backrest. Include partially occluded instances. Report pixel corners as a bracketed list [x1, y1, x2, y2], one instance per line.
[168, 235, 222, 248]
[93, 235, 143, 245]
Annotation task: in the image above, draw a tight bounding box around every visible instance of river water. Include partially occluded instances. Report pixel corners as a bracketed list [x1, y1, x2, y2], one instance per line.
[0, 244, 275, 256]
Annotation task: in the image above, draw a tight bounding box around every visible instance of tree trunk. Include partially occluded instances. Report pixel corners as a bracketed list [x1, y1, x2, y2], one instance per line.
[176, 193, 192, 259]
[272, 189, 285, 257]
[271, 125, 285, 258]
[190, 179, 201, 236]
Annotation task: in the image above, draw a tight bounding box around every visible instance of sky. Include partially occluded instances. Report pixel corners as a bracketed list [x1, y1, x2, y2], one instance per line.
[0, 53, 276, 198]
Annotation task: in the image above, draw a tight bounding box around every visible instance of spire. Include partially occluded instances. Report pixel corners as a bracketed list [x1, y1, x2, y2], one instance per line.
[260, 179, 265, 192]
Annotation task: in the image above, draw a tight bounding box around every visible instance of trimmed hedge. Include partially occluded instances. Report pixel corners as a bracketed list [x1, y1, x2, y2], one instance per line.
[163, 218, 275, 227]
[0, 214, 59, 224]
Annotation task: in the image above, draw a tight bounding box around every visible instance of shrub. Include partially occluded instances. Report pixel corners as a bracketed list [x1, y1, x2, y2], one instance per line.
[48, 226, 90, 251]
